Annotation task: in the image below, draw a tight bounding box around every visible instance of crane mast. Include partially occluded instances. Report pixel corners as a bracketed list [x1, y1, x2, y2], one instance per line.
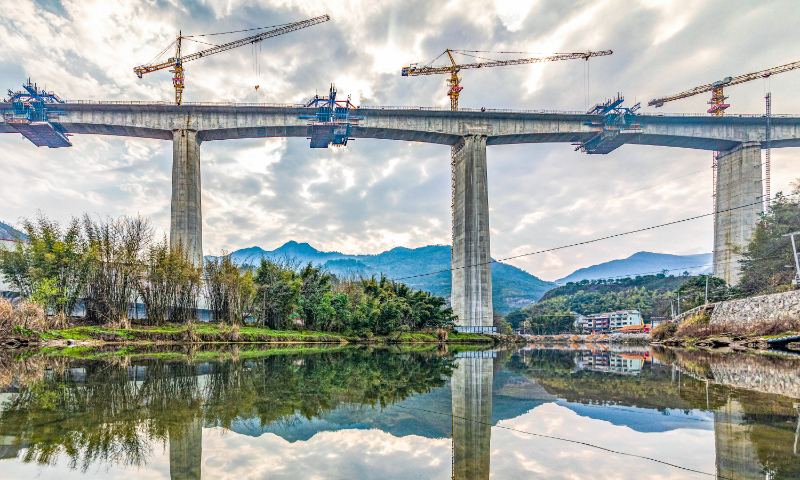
[134, 15, 330, 105]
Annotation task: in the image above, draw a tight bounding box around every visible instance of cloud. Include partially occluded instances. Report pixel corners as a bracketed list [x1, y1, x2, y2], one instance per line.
[2, 0, 799, 281]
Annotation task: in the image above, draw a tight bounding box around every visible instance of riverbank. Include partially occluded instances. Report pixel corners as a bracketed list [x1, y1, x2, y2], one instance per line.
[527, 333, 651, 344]
[1, 323, 524, 348]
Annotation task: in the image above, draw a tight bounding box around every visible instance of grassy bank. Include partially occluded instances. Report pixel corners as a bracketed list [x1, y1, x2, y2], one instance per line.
[4, 323, 501, 347]
[650, 314, 800, 352]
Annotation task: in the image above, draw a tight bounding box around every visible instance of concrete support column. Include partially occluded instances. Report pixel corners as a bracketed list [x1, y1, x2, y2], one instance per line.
[171, 129, 203, 264]
[451, 354, 493, 479]
[451, 135, 493, 330]
[713, 142, 762, 285]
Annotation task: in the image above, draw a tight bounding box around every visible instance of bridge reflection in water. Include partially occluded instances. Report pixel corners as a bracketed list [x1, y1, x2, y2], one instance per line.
[451, 351, 494, 479]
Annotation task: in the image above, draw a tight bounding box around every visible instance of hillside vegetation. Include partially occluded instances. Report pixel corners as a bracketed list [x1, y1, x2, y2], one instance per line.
[505, 273, 732, 333]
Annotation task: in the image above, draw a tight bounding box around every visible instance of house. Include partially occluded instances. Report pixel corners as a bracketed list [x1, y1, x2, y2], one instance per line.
[609, 310, 643, 330]
[580, 310, 644, 333]
[582, 313, 610, 333]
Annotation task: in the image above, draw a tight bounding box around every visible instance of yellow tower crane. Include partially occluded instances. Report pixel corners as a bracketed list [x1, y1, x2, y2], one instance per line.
[402, 49, 613, 111]
[134, 15, 330, 105]
[649, 59, 800, 212]
[401, 49, 612, 233]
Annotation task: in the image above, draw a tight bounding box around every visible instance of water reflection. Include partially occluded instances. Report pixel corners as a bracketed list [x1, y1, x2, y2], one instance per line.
[0, 345, 798, 479]
[451, 350, 493, 479]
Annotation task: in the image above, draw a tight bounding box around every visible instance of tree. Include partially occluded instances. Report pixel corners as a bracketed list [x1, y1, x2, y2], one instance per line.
[137, 238, 202, 325]
[739, 183, 800, 296]
[204, 253, 255, 325]
[0, 213, 91, 316]
[492, 310, 512, 334]
[83, 214, 152, 324]
[676, 275, 728, 310]
[253, 258, 301, 330]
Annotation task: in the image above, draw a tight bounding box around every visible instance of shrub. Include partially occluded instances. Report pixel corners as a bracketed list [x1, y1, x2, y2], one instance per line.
[435, 328, 448, 342]
[0, 298, 63, 335]
[650, 322, 678, 341]
[674, 314, 726, 339]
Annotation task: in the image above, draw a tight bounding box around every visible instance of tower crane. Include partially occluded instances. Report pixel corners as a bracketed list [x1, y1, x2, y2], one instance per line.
[648, 59, 800, 213]
[134, 15, 330, 105]
[402, 49, 613, 111]
[402, 49, 612, 237]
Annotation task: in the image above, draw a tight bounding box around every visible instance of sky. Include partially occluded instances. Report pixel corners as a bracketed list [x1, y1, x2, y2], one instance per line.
[1, 0, 799, 282]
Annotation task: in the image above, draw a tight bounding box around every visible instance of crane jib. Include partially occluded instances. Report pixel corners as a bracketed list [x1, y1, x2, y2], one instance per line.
[401, 50, 612, 76]
[133, 15, 330, 74]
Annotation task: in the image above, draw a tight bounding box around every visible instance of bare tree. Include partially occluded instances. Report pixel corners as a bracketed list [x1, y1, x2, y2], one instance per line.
[83, 215, 153, 325]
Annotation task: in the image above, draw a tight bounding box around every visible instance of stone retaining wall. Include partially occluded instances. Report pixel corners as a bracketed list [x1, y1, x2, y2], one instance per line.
[711, 290, 800, 326]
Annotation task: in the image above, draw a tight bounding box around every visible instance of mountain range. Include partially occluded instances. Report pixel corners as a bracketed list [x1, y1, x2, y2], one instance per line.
[227, 241, 554, 314]
[555, 251, 712, 284]
[0, 221, 27, 241]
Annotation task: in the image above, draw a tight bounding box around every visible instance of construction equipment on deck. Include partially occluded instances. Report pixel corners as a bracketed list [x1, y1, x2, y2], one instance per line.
[575, 94, 641, 154]
[648, 59, 800, 216]
[402, 49, 612, 236]
[300, 84, 362, 148]
[4, 80, 70, 148]
[134, 15, 329, 105]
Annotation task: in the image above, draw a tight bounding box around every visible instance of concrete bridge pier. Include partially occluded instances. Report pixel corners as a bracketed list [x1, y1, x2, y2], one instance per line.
[713, 142, 763, 285]
[451, 135, 493, 331]
[171, 129, 203, 264]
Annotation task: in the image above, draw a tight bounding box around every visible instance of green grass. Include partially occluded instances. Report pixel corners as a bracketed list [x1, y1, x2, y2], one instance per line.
[28, 323, 497, 346]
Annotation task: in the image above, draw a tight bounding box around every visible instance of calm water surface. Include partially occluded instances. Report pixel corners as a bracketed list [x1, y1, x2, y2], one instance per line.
[0, 344, 798, 479]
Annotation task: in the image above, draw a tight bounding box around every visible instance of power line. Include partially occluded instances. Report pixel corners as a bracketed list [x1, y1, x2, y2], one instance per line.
[396, 195, 793, 282]
[501, 157, 781, 235]
[393, 404, 729, 479]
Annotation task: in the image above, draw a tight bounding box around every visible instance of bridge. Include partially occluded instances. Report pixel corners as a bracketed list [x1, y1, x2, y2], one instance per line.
[3, 99, 799, 331]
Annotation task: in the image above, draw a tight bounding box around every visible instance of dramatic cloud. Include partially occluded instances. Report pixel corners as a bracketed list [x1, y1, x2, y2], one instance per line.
[1, 0, 799, 280]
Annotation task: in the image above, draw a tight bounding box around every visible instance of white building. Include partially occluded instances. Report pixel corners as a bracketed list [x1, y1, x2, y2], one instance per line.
[609, 310, 643, 330]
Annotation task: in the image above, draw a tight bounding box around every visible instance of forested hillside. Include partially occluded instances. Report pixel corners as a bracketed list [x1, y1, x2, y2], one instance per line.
[505, 274, 696, 333]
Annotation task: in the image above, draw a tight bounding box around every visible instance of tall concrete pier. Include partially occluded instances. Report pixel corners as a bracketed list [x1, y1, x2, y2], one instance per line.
[451, 135, 493, 330]
[713, 142, 763, 285]
[171, 129, 203, 263]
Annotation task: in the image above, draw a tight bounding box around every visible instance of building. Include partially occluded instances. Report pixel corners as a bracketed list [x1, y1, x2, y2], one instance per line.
[582, 313, 610, 333]
[609, 310, 643, 330]
[580, 310, 643, 333]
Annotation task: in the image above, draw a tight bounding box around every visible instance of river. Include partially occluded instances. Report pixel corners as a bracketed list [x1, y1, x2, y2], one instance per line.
[0, 344, 798, 479]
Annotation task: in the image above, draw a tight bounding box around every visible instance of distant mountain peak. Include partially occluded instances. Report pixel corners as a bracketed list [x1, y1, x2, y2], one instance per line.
[0, 221, 27, 241]
[556, 251, 713, 284]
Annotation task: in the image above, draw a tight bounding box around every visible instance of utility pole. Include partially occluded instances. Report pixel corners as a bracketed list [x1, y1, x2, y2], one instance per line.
[677, 292, 681, 315]
[784, 231, 800, 285]
[704, 275, 710, 305]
